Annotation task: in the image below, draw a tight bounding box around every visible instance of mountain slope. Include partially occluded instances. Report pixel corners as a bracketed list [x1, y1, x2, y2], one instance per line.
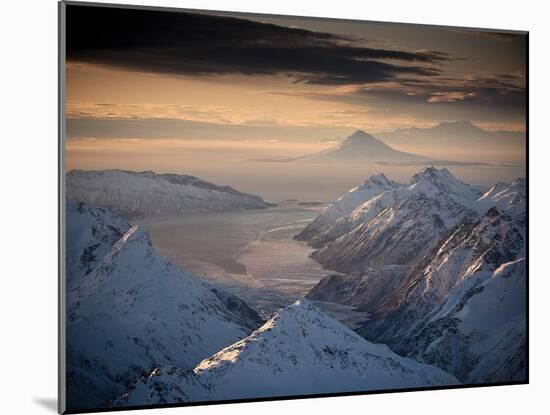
[300, 169, 524, 274]
[301, 130, 430, 163]
[295, 173, 401, 245]
[306, 265, 408, 316]
[298, 167, 482, 251]
[67, 169, 272, 218]
[66, 198, 130, 288]
[478, 178, 526, 215]
[302, 170, 526, 383]
[115, 299, 458, 406]
[398, 259, 526, 383]
[66, 201, 263, 411]
[195, 299, 458, 399]
[311, 172, 480, 273]
[400, 207, 525, 309]
[353, 208, 526, 382]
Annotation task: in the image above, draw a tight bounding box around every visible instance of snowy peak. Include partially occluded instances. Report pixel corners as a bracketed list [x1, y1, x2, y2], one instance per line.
[410, 167, 482, 203]
[305, 168, 485, 272]
[334, 130, 426, 161]
[301, 130, 429, 163]
[411, 167, 460, 189]
[297, 167, 524, 263]
[248, 298, 343, 339]
[294, 171, 400, 243]
[311, 188, 479, 272]
[116, 299, 458, 405]
[191, 299, 458, 400]
[358, 172, 394, 190]
[478, 177, 526, 215]
[340, 130, 381, 147]
[411, 166, 455, 182]
[351, 129, 373, 138]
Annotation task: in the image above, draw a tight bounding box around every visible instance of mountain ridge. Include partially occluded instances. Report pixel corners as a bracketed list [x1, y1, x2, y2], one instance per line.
[114, 299, 459, 406]
[66, 200, 263, 411]
[377, 121, 526, 164]
[300, 169, 526, 383]
[67, 169, 273, 218]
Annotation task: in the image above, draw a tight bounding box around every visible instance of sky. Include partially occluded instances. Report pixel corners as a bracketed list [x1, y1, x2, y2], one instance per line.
[64, 4, 527, 199]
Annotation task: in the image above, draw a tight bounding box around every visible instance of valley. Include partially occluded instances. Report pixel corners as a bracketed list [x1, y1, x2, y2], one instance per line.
[134, 202, 333, 317]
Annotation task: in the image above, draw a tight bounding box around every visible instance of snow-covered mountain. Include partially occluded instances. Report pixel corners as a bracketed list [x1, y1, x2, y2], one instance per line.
[66, 200, 263, 411]
[302, 169, 526, 383]
[312, 192, 475, 272]
[66, 169, 272, 218]
[302, 170, 525, 314]
[114, 299, 458, 406]
[354, 206, 524, 329]
[300, 130, 430, 164]
[345, 208, 526, 382]
[400, 207, 525, 309]
[409, 166, 483, 206]
[66, 198, 130, 288]
[395, 258, 526, 384]
[300, 168, 524, 273]
[295, 173, 401, 245]
[478, 178, 526, 215]
[298, 168, 483, 251]
[306, 266, 408, 316]
[310, 169, 480, 273]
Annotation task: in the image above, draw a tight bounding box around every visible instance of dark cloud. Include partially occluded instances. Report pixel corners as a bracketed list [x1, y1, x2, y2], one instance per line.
[385, 75, 526, 109]
[470, 31, 524, 42]
[268, 73, 525, 124]
[367, 75, 525, 109]
[66, 5, 449, 85]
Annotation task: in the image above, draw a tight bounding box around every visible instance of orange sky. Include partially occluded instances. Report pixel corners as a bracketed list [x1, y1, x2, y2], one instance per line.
[64, 5, 527, 178]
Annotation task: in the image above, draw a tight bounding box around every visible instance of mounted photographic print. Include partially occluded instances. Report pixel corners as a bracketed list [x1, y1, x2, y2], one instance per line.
[58, 1, 528, 413]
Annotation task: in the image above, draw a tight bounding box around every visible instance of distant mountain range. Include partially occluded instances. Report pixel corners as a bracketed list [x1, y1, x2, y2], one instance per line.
[379, 120, 524, 149]
[66, 169, 273, 218]
[377, 120, 525, 164]
[299, 167, 526, 384]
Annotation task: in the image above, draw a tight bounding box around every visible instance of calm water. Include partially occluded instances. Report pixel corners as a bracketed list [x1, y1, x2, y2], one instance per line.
[134, 202, 332, 317]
